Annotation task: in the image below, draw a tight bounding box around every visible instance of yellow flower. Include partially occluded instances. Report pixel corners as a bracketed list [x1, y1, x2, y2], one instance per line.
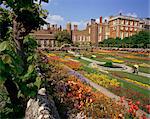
[112, 59, 124, 63]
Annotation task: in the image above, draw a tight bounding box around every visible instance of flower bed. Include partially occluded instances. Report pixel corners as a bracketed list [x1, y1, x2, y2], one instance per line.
[124, 78, 150, 89]
[47, 53, 82, 70]
[84, 73, 120, 88]
[46, 59, 127, 118]
[110, 86, 150, 114]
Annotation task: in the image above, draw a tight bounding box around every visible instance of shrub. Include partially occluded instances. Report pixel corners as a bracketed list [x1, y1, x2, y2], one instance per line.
[104, 62, 113, 67]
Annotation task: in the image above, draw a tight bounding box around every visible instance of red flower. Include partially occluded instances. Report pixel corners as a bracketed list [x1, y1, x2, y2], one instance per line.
[141, 114, 147, 119]
[146, 105, 150, 110]
[128, 101, 132, 105]
[120, 96, 125, 103]
[133, 105, 139, 111]
[128, 108, 133, 113]
[136, 101, 140, 105]
[130, 104, 134, 110]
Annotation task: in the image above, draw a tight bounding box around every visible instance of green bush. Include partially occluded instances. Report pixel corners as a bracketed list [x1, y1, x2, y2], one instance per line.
[104, 62, 113, 67]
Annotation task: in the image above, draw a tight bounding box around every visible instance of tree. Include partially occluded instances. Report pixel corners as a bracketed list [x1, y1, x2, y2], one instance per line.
[101, 30, 150, 48]
[54, 30, 72, 46]
[0, 0, 49, 117]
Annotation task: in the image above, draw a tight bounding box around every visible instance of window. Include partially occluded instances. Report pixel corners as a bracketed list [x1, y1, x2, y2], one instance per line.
[113, 20, 116, 25]
[130, 21, 133, 25]
[120, 32, 124, 39]
[126, 21, 129, 25]
[125, 32, 128, 37]
[89, 28, 91, 34]
[140, 24, 143, 28]
[99, 27, 102, 33]
[130, 28, 133, 31]
[121, 20, 124, 25]
[44, 40, 47, 47]
[125, 27, 128, 31]
[113, 27, 116, 30]
[134, 22, 138, 26]
[120, 27, 124, 30]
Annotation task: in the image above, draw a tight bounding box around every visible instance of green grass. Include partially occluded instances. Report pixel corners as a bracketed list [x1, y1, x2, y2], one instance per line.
[139, 66, 150, 74]
[74, 57, 91, 66]
[110, 71, 150, 85]
[107, 73, 150, 96]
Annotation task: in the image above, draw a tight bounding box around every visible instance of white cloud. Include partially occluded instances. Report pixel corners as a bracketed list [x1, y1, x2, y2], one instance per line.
[96, 18, 100, 23]
[117, 10, 138, 18]
[46, 14, 64, 24]
[126, 13, 138, 18]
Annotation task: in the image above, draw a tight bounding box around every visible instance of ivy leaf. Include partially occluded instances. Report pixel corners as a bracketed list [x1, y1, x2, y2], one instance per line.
[0, 41, 9, 52]
[0, 60, 5, 71]
[34, 76, 41, 89]
[22, 65, 35, 80]
[0, 75, 6, 82]
[27, 55, 33, 62]
[33, 53, 38, 60]
[28, 65, 34, 74]
[2, 54, 12, 64]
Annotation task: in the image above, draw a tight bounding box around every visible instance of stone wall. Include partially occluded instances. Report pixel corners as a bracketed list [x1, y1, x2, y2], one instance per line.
[25, 88, 60, 119]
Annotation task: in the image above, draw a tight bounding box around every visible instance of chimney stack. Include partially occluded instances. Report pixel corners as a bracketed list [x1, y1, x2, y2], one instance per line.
[74, 25, 78, 31]
[91, 19, 96, 24]
[100, 16, 102, 24]
[47, 23, 50, 30]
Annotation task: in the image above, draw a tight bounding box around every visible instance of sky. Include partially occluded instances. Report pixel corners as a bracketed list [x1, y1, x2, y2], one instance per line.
[42, 0, 150, 29]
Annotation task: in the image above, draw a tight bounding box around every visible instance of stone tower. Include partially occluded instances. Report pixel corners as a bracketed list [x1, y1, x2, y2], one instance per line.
[90, 19, 98, 46]
[66, 22, 72, 32]
[66, 22, 72, 43]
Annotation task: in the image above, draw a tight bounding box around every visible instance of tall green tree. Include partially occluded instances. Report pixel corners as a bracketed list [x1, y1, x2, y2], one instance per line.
[0, 0, 49, 117]
[54, 30, 72, 46]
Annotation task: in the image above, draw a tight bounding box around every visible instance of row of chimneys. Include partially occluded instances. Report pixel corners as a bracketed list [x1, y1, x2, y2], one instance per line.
[91, 16, 106, 24]
[73, 16, 104, 31]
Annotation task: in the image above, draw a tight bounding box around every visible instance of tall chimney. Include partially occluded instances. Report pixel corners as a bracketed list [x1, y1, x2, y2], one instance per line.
[91, 19, 96, 24]
[47, 23, 50, 30]
[74, 25, 78, 31]
[100, 16, 102, 24]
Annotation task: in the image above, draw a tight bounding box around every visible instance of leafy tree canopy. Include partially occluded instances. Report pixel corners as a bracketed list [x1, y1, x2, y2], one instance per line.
[55, 30, 72, 44]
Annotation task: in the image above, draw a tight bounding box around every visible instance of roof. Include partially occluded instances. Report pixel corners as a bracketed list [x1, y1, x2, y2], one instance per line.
[30, 34, 55, 40]
[30, 29, 55, 40]
[109, 15, 140, 22]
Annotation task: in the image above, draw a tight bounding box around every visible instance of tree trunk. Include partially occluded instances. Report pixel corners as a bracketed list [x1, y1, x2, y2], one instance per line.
[4, 78, 23, 116]
[13, 17, 26, 69]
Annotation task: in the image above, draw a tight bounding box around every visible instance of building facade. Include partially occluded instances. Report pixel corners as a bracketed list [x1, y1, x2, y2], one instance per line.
[31, 13, 149, 48]
[109, 14, 144, 39]
[30, 24, 62, 48]
[71, 14, 149, 46]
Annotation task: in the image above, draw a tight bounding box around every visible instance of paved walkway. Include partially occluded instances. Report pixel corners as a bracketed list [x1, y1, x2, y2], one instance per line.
[66, 66, 148, 118]
[68, 51, 150, 78]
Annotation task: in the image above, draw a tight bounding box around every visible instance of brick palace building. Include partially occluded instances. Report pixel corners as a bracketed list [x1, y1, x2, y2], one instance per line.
[71, 13, 149, 46]
[31, 13, 150, 48]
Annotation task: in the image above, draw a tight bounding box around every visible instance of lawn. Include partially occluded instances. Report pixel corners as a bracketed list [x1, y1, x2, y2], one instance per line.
[109, 71, 150, 85]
